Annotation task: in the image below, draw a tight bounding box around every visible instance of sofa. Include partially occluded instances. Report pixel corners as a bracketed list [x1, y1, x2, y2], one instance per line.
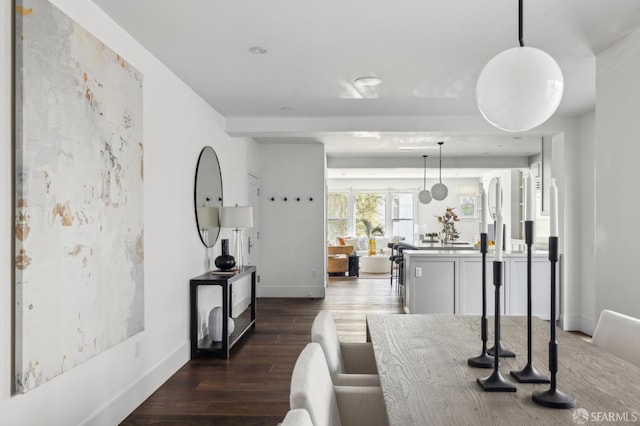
[327, 245, 355, 275]
[337, 236, 391, 257]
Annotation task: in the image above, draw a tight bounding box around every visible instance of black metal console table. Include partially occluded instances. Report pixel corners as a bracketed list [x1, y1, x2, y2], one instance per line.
[190, 266, 256, 359]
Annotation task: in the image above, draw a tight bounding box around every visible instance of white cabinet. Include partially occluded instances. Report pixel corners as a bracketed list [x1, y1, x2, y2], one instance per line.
[404, 252, 552, 319]
[406, 259, 455, 314]
[508, 257, 555, 320]
[459, 258, 504, 316]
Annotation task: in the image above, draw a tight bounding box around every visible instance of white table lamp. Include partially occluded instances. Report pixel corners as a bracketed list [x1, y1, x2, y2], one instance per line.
[220, 206, 254, 268]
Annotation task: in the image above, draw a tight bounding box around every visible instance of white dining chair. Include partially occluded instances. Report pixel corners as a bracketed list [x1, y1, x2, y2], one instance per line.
[280, 408, 313, 426]
[311, 310, 379, 386]
[289, 342, 388, 426]
[591, 309, 640, 368]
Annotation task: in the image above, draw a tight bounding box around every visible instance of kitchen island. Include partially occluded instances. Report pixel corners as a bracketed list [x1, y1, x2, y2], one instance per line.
[403, 249, 555, 319]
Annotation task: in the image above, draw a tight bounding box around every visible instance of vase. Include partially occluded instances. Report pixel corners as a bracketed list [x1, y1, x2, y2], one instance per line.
[368, 238, 376, 255]
[208, 306, 235, 342]
[215, 239, 236, 270]
[439, 228, 450, 245]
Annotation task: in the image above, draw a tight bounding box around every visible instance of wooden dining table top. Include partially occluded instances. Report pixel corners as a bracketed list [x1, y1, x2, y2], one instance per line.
[366, 314, 640, 426]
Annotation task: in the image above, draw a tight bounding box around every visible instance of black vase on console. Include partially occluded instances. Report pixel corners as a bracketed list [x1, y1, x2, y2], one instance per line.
[215, 239, 236, 270]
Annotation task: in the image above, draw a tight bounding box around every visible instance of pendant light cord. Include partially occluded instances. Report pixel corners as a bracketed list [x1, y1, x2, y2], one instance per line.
[519, 0, 524, 47]
[422, 155, 427, 189]
[439, 144, 443, 183]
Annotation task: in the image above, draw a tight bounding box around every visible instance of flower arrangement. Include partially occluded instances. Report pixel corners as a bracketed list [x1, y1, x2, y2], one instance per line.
[437, 207, 460, 243]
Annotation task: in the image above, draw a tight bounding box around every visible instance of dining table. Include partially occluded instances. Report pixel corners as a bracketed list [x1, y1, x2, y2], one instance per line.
[366, 314, 640, 425]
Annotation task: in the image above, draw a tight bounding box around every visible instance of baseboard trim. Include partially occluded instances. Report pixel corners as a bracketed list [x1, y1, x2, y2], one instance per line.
[579, 316, 596, 336]
[560, 314, 583, 332]
[81, 342, 189, 426]
[259, 286, 325, 298]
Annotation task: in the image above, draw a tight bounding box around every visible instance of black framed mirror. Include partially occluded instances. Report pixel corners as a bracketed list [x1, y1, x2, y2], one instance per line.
[194, 146, 223, 247]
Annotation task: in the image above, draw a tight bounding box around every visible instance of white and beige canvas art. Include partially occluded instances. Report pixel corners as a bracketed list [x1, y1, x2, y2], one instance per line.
[14, 0, 144, 393]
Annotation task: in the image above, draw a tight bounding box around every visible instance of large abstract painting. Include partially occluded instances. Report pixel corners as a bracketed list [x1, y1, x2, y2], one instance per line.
[14, 0, 144, 393]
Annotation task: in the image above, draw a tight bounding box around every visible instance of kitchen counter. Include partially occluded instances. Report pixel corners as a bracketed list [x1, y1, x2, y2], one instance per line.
[415, 240, 475, 250]
[402, 249, 555, 319]
[405, 249, 548, 258]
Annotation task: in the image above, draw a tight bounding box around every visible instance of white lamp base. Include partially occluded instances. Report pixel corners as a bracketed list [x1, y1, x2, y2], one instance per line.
[231, 228, 244, 268]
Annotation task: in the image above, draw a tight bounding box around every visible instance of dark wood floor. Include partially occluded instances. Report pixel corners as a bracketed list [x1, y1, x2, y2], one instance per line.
[121, 275, 403, 425]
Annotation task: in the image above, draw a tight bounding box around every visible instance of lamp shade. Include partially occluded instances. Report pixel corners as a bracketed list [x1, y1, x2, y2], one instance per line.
[476, 46, 564, 132]
[220, 206, 254, 228]
[197, 206, 219, 229]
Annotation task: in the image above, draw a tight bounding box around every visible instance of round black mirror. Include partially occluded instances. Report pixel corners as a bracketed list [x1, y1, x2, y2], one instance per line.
[194, 146, 223, 247]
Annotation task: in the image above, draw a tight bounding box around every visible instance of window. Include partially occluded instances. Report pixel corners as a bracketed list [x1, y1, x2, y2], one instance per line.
[391, 193, 414, 241]
[327, 191, 416, 243]
[327, 193, 348, 243]
[355, 193, 386, 236]
[458, 195, 478, 218]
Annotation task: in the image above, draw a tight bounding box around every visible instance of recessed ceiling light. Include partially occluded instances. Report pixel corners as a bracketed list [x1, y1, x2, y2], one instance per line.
[249, 46, 267, 54]
[281, 106, 293, 111]
[354, 76, 382, 86]
[496, 144, 505, 148]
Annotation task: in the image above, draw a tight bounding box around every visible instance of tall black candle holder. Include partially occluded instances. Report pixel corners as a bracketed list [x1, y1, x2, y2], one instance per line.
[487, 221, 515, 358]
[511, 221, 549, 383]
[468, 233, 496, 368]
[532, 236, 576, 408]
[477, 261, 517, 392]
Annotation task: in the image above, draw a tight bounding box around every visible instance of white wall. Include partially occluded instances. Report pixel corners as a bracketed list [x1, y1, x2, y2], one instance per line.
[258, 143, 326, 297]
[578, 111, 596, 333]
[1, 1, 257, 424]
[594, 27, 640, 321]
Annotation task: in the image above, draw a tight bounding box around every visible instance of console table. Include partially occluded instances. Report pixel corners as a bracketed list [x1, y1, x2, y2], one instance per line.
[190, 266, 256, 359]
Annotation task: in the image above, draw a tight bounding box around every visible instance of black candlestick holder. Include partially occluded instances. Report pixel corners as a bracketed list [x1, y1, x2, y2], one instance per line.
[511, 221, 549, 383]
[532, 236, 576, 408]
[487, 221, 515, 358]
[468, 233, 497, 369]
[487, 336, 516, 358]
[477, 261, 517, 392]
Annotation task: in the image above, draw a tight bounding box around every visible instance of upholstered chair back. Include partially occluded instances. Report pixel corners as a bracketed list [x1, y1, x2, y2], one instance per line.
[290, 343, 342, 426]
[592, 309, 640, 368]
[281, 408, 313, 426]
[311, 310, 345, 374]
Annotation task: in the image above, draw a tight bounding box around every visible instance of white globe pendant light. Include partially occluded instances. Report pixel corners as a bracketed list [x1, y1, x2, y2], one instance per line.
[418, 155, 432, 204]
[476, 0, 564, 132]
[431, 141, 448, 201]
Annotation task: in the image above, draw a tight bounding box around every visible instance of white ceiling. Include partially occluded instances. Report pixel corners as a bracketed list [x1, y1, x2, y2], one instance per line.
[93, 0, 640, 168]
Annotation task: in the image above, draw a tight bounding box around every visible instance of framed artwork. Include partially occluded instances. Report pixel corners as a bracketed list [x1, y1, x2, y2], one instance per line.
[458, 196, 478, 219]
[14, 0, 144, 393]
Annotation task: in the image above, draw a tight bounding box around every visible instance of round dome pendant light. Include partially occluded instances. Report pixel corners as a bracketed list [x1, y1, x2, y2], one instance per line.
[418, 155, 432, 204]
[431, 142, 448, 201]
[476, 0, 564, 132]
